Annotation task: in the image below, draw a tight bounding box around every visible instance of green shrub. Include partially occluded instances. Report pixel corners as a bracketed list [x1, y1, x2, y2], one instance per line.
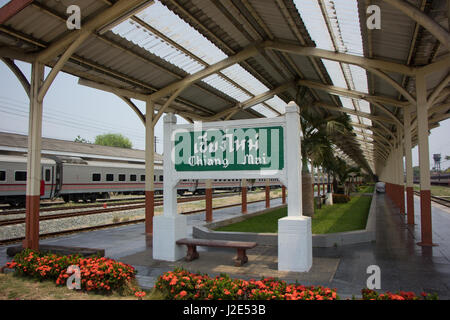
[332, 194, 350, 203]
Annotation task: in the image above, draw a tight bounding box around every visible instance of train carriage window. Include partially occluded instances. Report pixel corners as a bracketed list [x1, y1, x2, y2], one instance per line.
[141, 175, 145, 182]
[130, 174, 137, 181]
[45, 169, 51, 182]
[15, 171, 27, 181]
[159, 175, 163, 182]
[106, 174, 114, 182]
[92, 173, 101, 182]
[118, 174, 126, 182]
[0, 171, 5, 181]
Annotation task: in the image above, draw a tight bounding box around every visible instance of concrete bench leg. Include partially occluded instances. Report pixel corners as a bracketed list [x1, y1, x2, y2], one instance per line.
[235, 248, 248, 266]
[185, 245, 199, 261]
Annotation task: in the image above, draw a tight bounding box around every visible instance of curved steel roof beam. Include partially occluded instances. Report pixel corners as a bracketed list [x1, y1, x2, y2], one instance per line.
[313, 101, 397, 125]
[369, 100, 404, 129]
[427, 73, 450, 108]
[382, 0, 450, 50]
[365, 67, 416, 105]
[265, 40, 417, 76]
[116, 95, 146, 125]
[1, 57, 30, 97]
[298, 79, 409, 107]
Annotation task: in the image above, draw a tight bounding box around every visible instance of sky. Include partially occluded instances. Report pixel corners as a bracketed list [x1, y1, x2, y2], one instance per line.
[0, 0, 448, 170]
[0, 60, 173, 155]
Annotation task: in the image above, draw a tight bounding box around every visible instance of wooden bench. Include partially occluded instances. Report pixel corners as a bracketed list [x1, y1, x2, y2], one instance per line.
[176, 238, 257, 266]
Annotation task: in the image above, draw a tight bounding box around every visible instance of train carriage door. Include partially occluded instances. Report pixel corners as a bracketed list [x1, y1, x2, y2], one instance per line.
[42, 165, 53, 199]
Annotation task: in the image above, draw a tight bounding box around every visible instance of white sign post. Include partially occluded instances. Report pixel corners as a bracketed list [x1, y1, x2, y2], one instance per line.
[153, 101, 312, 272]
[153, 113, 187, 261]
[278, 103, 312, 272]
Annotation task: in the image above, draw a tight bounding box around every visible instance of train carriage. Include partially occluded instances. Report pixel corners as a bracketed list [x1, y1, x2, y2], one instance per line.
[0, 138, 283, 207]
[0, 155, 57, 206]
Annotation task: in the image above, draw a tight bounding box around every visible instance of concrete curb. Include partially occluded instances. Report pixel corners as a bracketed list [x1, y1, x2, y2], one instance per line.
[193, 191, 377, 247]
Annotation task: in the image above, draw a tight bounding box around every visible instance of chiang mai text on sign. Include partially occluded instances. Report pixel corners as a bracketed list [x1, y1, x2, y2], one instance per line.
[173, 126, 284, 171]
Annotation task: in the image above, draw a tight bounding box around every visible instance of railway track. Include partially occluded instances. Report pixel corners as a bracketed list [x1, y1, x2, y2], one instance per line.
[0, 192, 246, 227]
[0, 191, 241, 216]
[413, 191, 450, 208]
[0, 196, 282, 245]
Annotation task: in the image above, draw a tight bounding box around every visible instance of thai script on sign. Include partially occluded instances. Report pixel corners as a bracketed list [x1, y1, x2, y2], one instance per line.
[173, 126, 284, 171]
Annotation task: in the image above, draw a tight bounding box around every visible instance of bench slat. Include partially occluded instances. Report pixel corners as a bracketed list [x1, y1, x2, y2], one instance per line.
[176, 238, 257, 249]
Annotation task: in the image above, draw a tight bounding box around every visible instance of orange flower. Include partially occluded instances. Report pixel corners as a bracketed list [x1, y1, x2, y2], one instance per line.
[135, 291, 146, 299]
[179, 290, 187, 298]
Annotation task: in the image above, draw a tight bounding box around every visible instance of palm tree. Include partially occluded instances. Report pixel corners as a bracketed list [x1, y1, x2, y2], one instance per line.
[299, 110, 352, 216]
[330, 157, 361, 195]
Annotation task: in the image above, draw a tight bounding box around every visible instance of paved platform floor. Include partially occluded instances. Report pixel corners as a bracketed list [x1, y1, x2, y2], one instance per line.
[1, 194, 449, 298]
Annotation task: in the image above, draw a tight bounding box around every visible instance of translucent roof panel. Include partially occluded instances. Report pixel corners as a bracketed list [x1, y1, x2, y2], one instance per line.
[349, 65, 369, 93]
[111, 0, 280, 117]
[324, 60, 348, 89]
[134, 1, 227, 65]
[113, 19, 205, 75]
[265, 96, 287, 114]
[333, 0, 365, 56]
[295, 0, 371, 122]
[220, 65, 270, 96]
[358, 100, 371, 114]
[251, 104, 278, 118]
[353, 126, 373, 137]
[361, 118, 372, 126]
[339, 97, 355, 110]
[202, 73, 251, 103]
[294, 0, 334, 51]
[350, 114, 359, 123]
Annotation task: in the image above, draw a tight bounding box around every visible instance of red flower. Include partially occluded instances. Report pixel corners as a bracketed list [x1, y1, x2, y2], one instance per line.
[135, 291, 146, 299]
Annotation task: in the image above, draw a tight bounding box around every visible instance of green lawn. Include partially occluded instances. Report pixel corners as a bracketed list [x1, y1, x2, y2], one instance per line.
[215, 196, 372, 234]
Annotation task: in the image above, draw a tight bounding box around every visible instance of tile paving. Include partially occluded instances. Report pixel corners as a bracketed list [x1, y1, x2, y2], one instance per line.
[1, 194, 449, 298]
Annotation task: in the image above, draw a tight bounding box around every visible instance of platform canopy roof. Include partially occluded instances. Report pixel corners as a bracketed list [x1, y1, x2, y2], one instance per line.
[0, 0, 449, 175]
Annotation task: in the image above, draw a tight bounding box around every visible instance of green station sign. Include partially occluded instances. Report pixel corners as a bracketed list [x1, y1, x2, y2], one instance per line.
[173, 126, 284, 171]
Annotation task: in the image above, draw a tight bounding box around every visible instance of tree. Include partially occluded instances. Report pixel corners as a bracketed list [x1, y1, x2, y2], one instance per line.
[74, 135, 90, 144]
[94, 133, 132, 149]
[331, 157, 360, 195]
[299, 109, 353, 216]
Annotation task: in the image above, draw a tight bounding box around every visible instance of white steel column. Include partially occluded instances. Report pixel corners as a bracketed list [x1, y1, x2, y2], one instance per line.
[397, 133, 405, 214]
[24, 61, 44, 250]
[145, 99, 155, 235]
[404, 106, 415, 224]
[416, 72, 435, 246]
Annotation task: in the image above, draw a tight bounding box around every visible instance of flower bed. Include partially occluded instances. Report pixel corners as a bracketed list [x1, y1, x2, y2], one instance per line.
[154, 268, 438, 300]
[361, 288, 438, 300]
[5, 249, 137, 295]
[154, 268, 338, 300]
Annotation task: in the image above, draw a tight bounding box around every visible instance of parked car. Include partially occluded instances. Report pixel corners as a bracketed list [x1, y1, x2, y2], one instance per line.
[375, 182, 386, 193]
